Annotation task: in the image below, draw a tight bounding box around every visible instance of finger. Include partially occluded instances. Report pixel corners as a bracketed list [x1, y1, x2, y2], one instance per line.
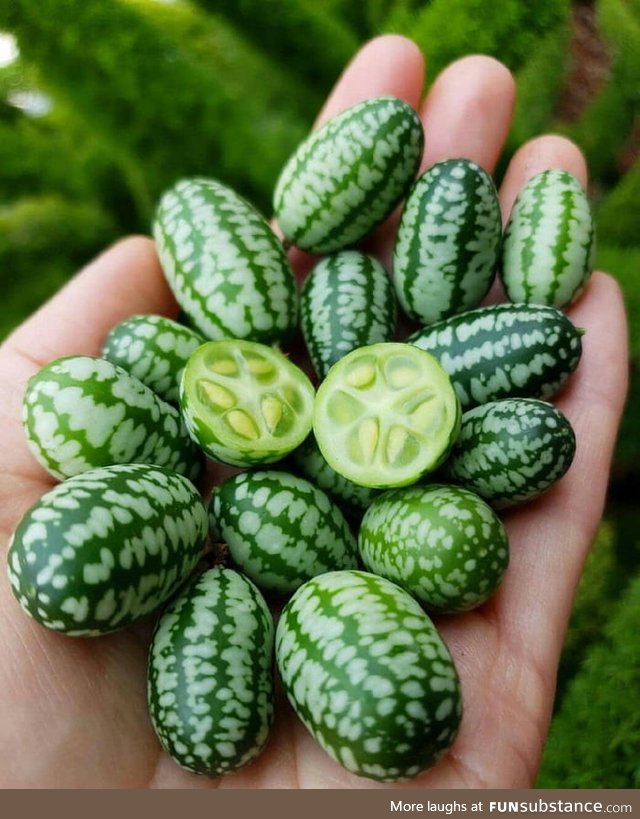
[0, 236, 176, 487]
[314, 34, 424, 127]
[420, 55, 516, 173]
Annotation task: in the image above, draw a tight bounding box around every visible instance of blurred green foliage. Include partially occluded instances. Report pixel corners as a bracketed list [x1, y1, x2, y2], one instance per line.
[0, 0, 638, 786]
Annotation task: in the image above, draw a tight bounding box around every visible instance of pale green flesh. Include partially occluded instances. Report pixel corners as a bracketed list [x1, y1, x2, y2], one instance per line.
[181, 339, 315, 467]
[313, 343, 460, 488]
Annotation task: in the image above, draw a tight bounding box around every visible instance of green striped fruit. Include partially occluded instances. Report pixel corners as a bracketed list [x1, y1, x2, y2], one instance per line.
[7, 464, 207, 636]
[148, 567, 274, 777]
[313, 343, 461, 489]
[393, 159, 502, 325]
[23, 355, 201, 481]
[153, 177, 298, 343]
[102, 314, 205, 405]
[209, 470, 358, 595]
[290, 434, 382, 522]
[408, 303, 583, 411]
[180, 339, 315, 467]
[273, 97, 424, 253]
[358, 485, 509, 613]
[301, 251, 397, 380]
[443, 398, 576, 508]
[501, 169, 595, 308]
[276, 570, 462, 782]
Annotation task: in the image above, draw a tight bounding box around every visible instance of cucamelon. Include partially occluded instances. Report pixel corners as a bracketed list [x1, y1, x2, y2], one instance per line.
[148, 567, 275, 777]
[102, 314, 205, 405]
[154, 177, 298, 343]
[301, 250, 396, 380]
[23, 355, 200, 481]
[501, 169, 595, 308]
[273, 97, 424, 253]
[209, 470, 358, 595]
[358, 484, 509, 613]
[394, 159, 502, 325]
[443, 398, 576, 508]
[275, 570, 462, 781]
[408, 303, 583, 411]
[313, 343, 460, 488]
[180, 339, 315, 467]
[7, 464, 208, 635]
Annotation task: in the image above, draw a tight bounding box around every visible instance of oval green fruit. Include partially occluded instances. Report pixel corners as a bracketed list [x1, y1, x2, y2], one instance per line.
[408, 303, 583, 411]
[7, 464, 208, 635]
[153, 177, 298, 343]
[501, 169, 595, 308]
[148, 567, 275, 777]
[443, 398, 576, 508]
[209, 470, 358, 595]
[276, 570, 462, 782]
[301, 250, 397, 380]
[273, 97, 424, 253]
[180, 339, 315, 467]
[23, 355, 201, 481]
[102, 314, 205, 405]
[313, 343, 460, 488]
[394, 159, 502, 325]
[359, 484, 509, 613]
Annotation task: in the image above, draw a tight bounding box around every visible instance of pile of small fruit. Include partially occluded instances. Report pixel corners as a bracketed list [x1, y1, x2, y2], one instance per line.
[7, 96, 593, 783]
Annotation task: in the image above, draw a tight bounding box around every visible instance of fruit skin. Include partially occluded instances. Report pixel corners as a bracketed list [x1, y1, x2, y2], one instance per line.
[273, 96, 424, 253]
[153, 177, 298, 344]
[148, 567, 274, 777]
[501, 169, 595, 308]
[7, 464, 208, 636]
[408, 303, 583, 411]
[443, 398, 576, 508]
[180, 339, 315, 468]
[301, 250, 397, 380]
[22, 355, 201, 481]
[275, 570, 462, 782]
[394, 159, 502, 325]
[358, 484, 509, 613]
[209, 470, 358, 595]
[102, 314, 205, 405]
[290, 434, 381, 522]
[313, 342, 461, 489]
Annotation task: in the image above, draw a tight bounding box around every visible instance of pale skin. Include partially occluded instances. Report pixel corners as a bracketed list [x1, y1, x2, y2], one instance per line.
[0, 36, 628, 788]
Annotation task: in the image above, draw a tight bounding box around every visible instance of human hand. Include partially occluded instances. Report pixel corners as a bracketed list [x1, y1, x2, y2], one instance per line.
[0, 35, 628, 788]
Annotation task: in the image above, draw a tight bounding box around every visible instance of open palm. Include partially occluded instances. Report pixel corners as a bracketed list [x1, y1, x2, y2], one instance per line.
[0, 36, 628, 788]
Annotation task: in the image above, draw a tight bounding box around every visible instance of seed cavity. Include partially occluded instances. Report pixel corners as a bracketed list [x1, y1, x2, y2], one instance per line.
[326, 391, 365, 426]
[261, 396, 283, 432]
[357, 418, 379, 464]
[385, 356, 421, 389]
[246, 356, 275, 379]
[386, 426, 419, 467]
[345, 357, 376, 389]
[199, 380, 235, 410]
[226, 409, 259, 440]
[411, 400, 445, 433]
[208, 357, 238, 376]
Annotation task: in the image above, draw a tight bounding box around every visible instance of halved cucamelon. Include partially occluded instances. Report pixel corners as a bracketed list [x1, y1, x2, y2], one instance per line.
[443, 398, 576, 508]
[290, 434, 382, 521]
[275, 570, 462, 781]
[23, 355, 201, 481]
[313, 343, 460, 488]
[180, 339, 315, 467]
[148, 567, 275, 777]
[393, 159, 502, 325]
[501, 169, 595, 308]
[7, 464, 207, 635]
[153, 177, 298, 343]
[209, 470, 358, 595]
[408, 303, 583, 411]
[273, 97, 424, 253]
[102, 314, 205, 405]
[301, 251, 397, 380]
[358, 484, 509, 613]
